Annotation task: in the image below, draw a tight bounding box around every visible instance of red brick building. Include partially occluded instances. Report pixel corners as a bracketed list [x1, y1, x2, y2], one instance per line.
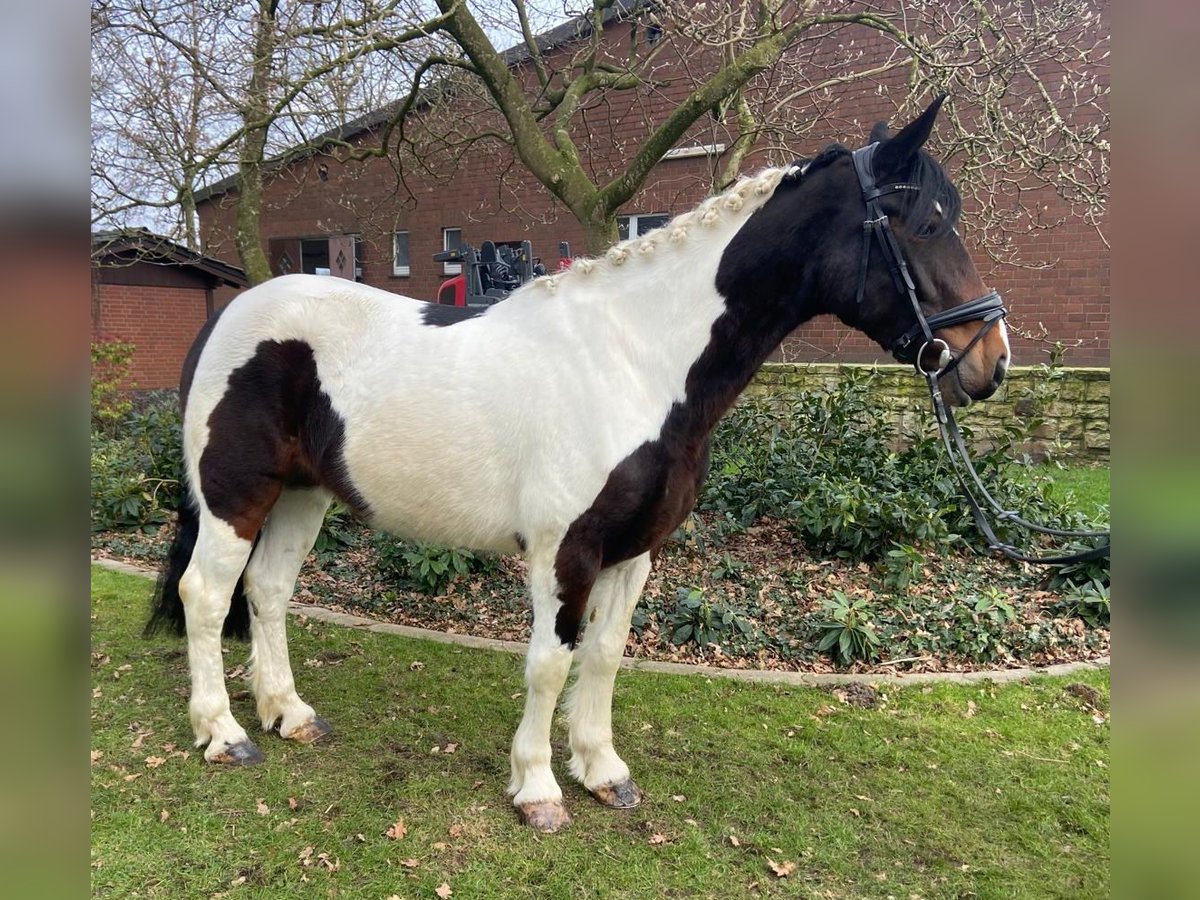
[91, 230, 248, 390]
[195, 4, 1109, 367]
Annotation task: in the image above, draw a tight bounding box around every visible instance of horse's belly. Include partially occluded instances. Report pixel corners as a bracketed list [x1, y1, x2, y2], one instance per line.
[365, 493, 522, 555]
[342, 441, 525, 554]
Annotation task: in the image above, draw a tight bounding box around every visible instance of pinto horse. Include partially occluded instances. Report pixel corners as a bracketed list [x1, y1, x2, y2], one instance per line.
[147, 97, 1009, 832]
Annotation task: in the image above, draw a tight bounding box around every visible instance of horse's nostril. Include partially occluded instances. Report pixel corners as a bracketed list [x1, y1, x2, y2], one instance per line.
[993, 359, 1007, 385]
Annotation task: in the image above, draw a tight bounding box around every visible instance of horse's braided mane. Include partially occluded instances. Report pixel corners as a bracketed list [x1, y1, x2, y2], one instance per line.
[535, 166, 791, 291]
[534, 140, 960, 293]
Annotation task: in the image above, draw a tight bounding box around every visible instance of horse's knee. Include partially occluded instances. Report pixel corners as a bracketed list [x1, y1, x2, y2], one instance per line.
[524, 642, 572, 692]
[178, 565, 229, 635]
[178, 564, 203, 607]
[590, 624, 629, 660]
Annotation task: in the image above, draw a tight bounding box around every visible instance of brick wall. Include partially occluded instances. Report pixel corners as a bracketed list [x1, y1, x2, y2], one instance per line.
[92, 281, 208, 390]
[750, 363, 1110, 462]
[196, 7, 1108, 367]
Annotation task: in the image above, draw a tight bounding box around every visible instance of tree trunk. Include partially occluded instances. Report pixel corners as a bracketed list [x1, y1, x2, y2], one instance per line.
[235, 160, 272, 285]
[179, 182, 198, 252]
[235, 0, 279, 286]
[579, 211, 620, 258]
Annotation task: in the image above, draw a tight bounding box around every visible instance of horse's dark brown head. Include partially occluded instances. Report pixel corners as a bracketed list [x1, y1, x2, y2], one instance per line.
[724, 97, 1010, 406]
[851, 100, 1010, 405]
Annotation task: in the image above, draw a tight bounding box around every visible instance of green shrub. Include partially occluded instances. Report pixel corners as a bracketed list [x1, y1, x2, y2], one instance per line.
[90, 392, 183, 532]
[885, 589, 1020, 664]
[702, 370, 1106, 567]
[91, 340, 135, 434]
[710, 551, 750, 582]
[1056, 577, 1110, 628]
[374, 536, 497, 595]
[664, 586, 752, 649]
[882, 542, 926, 593]
[312, 502, 362, 564]
[1045, 540, 1111, 592]
[815, 591, 881, 665]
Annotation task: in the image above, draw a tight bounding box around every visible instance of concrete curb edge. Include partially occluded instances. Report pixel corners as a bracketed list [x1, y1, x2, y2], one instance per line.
[93, 556, 1109, 688]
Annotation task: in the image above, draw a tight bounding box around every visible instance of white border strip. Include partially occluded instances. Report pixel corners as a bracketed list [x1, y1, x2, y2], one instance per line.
[661, 143, 726, 160]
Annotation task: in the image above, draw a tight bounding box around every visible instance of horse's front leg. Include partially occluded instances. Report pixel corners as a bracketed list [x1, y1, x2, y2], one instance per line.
[565, 553, 652, 808]
[508, 546, 593, 832]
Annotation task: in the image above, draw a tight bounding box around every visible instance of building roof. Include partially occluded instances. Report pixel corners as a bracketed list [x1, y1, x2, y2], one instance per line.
[92, 228, 249, 288]
[192, 0, 643, 204]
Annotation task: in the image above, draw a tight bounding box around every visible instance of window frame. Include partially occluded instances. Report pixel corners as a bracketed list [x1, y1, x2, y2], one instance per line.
[392, 230, 410, 277]
[617, 213, 669, 241]
[442, 227, 462, 275]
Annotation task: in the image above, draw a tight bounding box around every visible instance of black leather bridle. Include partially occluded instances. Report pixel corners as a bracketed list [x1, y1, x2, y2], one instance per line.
[851, 143, 1008, 376]
[849, 143, 1109, 565]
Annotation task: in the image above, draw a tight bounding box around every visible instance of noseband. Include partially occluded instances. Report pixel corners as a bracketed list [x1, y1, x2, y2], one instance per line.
[840, 142, 1108, 566]
[850, 143, 1007, 375]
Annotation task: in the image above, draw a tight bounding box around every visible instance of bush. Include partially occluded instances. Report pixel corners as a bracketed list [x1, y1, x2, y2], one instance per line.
[91, 392, 184, 532]
[312, 502, 362, 564]
[815, 591, 881, 665]
[1045, 540, 1111, 593]
[1055, 577, 1110, 628]
[374, 536, 497, 595]
[701, 370, 1106, 565]
[91, 340, 135, 434]
[664, 586, 753, 649]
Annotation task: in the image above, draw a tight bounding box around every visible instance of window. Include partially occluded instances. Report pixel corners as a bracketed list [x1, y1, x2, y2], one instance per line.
[392, 231, 410, 276]
[300, 238, 330, 275]
[617, 214, 669, 242]
[442, 227, 462, 274]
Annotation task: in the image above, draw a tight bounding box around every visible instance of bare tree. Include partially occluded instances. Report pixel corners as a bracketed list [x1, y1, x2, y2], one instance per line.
[385, 0, 1107, 257]
[91, 0, 455, 281]
[91, 1, 229, 249]
[93, 0, 1108, 270]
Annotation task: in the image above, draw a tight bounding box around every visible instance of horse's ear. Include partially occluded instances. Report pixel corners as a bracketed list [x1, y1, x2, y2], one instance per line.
[869, 121, 890, 143]
[872, 94, 946, 177]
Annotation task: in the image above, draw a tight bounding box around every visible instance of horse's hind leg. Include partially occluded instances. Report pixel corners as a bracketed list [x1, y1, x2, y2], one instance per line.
[566, 553, 652, 808]
[182, 512, 263, 764]
[244, 487, 333, 743]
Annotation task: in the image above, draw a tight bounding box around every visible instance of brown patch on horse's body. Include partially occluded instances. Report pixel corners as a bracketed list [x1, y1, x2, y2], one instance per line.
[552, 249, 806, 647]
[554, 434, 710, 646]
[198, 339, 369, 541]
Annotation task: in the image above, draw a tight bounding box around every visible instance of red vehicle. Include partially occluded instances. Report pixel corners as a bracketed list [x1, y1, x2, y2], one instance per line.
[434, 240, 572, 307]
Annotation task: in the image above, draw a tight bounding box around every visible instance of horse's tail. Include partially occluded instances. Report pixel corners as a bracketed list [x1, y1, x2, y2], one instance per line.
[144, 479, 252, 640]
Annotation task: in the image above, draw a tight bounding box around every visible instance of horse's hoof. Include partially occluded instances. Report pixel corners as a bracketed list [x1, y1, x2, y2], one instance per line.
[283, 717, 333, 745]
[517, 801, 572, 833]
[209, 739, 265, 766]
[589, 777, 644, 809]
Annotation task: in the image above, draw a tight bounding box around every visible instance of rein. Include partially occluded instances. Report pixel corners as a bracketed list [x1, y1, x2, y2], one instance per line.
[847, 143, 1110, 566]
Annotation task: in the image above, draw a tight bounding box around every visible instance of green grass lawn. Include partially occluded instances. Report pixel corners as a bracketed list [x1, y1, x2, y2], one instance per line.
[91, 567, 1109, 899]
[1030, 464, 1110, 521]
